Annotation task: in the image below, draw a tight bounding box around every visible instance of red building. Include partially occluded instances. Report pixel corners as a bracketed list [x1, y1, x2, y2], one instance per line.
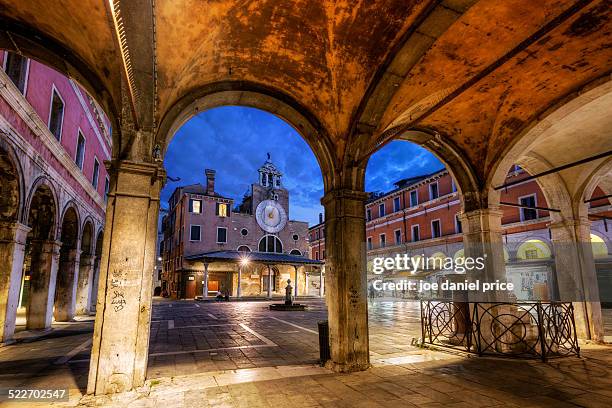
[0, 51, 111, 343]
[310, 167, 612, 301]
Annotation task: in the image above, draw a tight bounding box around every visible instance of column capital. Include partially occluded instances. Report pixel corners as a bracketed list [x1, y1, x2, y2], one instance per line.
[105, 159, 166, 201]
[0, 221, 31, 244]
[105, 159, 164, 176]
[459, 207, 504, 220]
[31, 239, 62, 254]
[321, 189, 369, 206]
[80, 254, 97, 266]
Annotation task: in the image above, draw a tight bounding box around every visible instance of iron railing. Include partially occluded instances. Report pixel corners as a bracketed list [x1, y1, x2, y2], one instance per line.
[420, 300, 580, 361]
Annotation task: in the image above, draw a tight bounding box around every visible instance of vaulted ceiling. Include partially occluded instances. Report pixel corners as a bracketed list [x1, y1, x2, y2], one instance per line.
[0, 0, 610, 188]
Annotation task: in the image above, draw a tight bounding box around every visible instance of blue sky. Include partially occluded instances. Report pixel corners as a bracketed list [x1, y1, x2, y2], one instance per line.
[162, 107, 443, 226]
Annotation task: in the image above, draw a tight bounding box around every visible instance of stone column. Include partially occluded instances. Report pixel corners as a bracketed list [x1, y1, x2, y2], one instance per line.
[237, 265, 242, 298]
[321, 189, 369, 372]
[54, 246, 81, 322]
[293, 265, 299, 298]
[319, 267, 324, 297]
[76, 255, 96, 315]
[459, 208, 507, 301]
[87, 160, 165, 395]
[203, 263, 209, 298]
[267, 265, 272, 299]
[0, 222, 30, 343]
[27, 240, 61, 329]
[90, 257, 101, 312]
[550, 217, 604, 341]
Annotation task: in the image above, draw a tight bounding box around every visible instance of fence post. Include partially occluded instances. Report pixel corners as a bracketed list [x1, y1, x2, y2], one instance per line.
[420, 300, 426, 345]
[474, 303, 482, 356]
[569, 303, 580, 357]
[536, 302, 547, 362]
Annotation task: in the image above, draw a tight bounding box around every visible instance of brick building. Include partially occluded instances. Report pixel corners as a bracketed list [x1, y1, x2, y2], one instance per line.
[309, 166, 612, 302]
[161, 156, 323, 299]
[0, 51, 111, 343]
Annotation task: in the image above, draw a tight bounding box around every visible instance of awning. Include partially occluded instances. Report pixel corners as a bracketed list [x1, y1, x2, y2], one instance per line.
[185, 250, 324, 266]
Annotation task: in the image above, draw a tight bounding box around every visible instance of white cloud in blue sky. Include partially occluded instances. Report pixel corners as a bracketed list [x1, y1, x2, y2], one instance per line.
[162, 107, 443, 226]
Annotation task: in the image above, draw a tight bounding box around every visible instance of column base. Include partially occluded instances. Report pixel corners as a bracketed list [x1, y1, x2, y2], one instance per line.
[325, 360, 370, 373]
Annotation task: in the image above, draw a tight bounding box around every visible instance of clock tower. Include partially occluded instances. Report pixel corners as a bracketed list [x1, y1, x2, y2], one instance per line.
[252, 154, 289, 231]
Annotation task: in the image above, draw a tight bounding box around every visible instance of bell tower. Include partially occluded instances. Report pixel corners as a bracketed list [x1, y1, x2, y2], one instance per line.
[258, 152, 282, 189]
[252, 154, 289, 216]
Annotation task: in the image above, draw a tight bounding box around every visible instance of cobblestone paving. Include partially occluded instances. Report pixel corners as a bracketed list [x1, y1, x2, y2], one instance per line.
[0, 300, 611, 407]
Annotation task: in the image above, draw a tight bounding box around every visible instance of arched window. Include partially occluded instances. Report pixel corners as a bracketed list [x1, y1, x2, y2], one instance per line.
[237, 245, 251, 252]
[258, 235, 283, 253]
[290, 249, 302, 256]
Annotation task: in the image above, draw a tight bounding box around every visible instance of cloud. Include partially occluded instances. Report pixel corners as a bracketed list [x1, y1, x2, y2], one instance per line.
[162, 107, 325, 225]
[162, 109, 443, 226]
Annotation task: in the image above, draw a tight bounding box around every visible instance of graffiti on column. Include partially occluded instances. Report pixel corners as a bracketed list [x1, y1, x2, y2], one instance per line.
[110, 269, 127, 312]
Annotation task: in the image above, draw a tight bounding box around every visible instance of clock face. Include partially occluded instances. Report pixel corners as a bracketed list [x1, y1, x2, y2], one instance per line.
[256, 199, 287, 233]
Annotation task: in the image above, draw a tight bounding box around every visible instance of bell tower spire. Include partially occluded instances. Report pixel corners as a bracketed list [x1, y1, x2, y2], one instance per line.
[258, 153, 282, 188]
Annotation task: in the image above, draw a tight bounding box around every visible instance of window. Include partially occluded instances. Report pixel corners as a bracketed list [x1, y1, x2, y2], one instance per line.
[525, 249, 538, 259]
[315, 251, 319, 260]
[75, 131, 86, 170]
[410, 190, 418, 207]
[455, 214, 462, 234]
[92, 158, 100, 189]
[366, 208, 372, 221]
[393, 197, 401, 212]
[379, 234, 386, 248]
[4, 52, 28, 94]
[451, 180, 457, 193]
[431, 219, 441, 238]
[520, 195, 537, 221]
[379, 203, 385, 217]
[290, 249, 302, 256]
[322, 250, 325, 259]
[241, 228, 248, 236]
[429, 182, 439, 200]
[190, 225, 201, 241]
[367, 237, 373, 250]
[316, 230, 320, 240]
[216, 227, 227, 243]
[258, 235, 283, 253]
[104, 177, 110, 202]
[189, 199, 202, 214]
[237, 245, 251, 252]
[394, 229, 401, 245]
[216, 202, 228, 217]
[48, 88, 64, 140]
[412, 225, 420, 242]
[292, 234, 299, 241]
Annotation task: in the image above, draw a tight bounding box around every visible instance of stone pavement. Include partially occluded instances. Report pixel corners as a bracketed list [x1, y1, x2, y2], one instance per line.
[0, 299, 611, 407]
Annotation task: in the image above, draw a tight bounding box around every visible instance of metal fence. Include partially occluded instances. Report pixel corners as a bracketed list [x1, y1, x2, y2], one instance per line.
[420, 300, 580, 361]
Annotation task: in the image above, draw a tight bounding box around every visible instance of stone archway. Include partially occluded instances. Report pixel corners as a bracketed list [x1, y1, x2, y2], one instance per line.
[0, 143, 22, 222]
[76, 219, 95, 315]
[0, 142, 26, 343]
[484, 80, 612, 341]
[89, 230, 103, 313]
[24, 182, 59, 330]
[156, 82, 337, 190]
[54, 205, 80, 322]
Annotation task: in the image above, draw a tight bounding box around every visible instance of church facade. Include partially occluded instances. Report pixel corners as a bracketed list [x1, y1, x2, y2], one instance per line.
[160, 156, 323, 299]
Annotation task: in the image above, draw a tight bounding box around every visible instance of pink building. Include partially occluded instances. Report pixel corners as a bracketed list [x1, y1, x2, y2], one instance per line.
[0, 51, 111, 343]
[161, 157, 323, 300]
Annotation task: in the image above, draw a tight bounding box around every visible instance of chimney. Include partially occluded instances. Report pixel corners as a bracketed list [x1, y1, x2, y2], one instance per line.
[319, 213, 323, 224]
[205, 169, 216, 194]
